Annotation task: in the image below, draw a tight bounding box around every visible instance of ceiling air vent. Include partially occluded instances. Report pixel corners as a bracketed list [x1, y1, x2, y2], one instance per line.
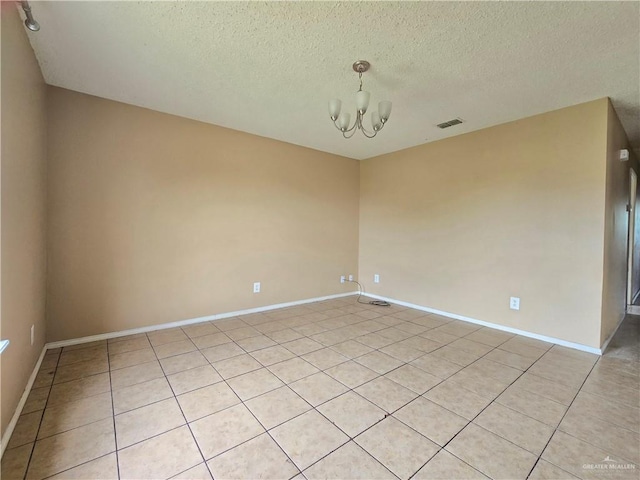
[436, 118, 463, 129]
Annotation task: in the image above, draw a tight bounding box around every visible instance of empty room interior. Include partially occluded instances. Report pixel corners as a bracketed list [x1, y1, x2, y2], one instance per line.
[2, 1, 640, 479]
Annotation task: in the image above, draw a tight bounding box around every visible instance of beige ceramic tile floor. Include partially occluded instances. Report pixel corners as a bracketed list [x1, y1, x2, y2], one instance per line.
[2, 298, 639, 479]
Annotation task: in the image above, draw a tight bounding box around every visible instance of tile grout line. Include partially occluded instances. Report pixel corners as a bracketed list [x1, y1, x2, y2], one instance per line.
[263, 360, 400, 478]
[206, 361, 309, 479]
[524, 356, 601, 479]
[200, 310, 358, 477]
[29, 349, 121, 480]
[13, 313, 492, 431]
[573, 378, 640, 418]
[255, 313, 489, 476]
[187, 302, 404, 477]
[150, 332, 214, 480]
[106, 339, 122, 480]
[21, 350, 63, 480]
[139, 313, 352, 476]
[183, 311, 362, 477]
[38, 453, 115, 480]
[30, 338, 195, 476]
[540, 353, 640, 466]
[287, 315, 497, 477]
[433, 339, 609, 479]
[405, 329, 592, 478]
[13, 299, 630, 480]
[19, 304, 498, 478]
[267, 376, 399, 478]
[0, 305, 450, 471]
[405, 332, 531, 478]
[111, 328, 234, 475]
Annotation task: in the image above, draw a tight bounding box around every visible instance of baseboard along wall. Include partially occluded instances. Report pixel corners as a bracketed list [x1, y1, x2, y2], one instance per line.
[2, 289, 611, 459]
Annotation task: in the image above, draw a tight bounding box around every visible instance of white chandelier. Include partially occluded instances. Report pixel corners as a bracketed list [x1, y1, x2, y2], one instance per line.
[329, 60, 392, 138]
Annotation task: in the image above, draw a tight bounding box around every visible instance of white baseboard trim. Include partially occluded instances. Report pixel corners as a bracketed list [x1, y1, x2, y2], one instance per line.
[1, 346, 47, 458]
[363, 293, 603, 355]
[627, 305, 640, 315]
[1, 292, 355, 459]
[46, 291, 359, 349]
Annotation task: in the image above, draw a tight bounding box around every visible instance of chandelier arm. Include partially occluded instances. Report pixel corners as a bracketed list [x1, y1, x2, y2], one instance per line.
[343, 112, 359, 132]
[357, 114, 377, 138]
[333, 118, 358, 133]
[332, 121, 344, 132]
[342, 128, 358, 139]
[360, 128, 378, 139]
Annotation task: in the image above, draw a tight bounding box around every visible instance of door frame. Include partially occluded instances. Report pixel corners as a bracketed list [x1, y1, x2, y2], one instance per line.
[627, 168, 637, 306]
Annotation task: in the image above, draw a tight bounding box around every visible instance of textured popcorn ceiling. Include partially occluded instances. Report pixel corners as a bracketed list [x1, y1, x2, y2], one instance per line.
[22, 1, 640, 160]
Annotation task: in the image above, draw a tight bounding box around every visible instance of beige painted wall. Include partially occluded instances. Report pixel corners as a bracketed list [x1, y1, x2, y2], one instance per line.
[46, 87, 359, 342]
[359, 99, 609, 349]
[1, 7, 48, 436]
[601, 100, 636, 344]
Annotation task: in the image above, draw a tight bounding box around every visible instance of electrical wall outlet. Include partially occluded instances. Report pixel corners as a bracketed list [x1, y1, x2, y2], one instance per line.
[374, 274, 380, 283]
[510, 297, 520, 310]
[30, 325, 35, 346]
[253, 282, 261, 293]
[348, 274, 354, 281]
[340, 275, 346, 284]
